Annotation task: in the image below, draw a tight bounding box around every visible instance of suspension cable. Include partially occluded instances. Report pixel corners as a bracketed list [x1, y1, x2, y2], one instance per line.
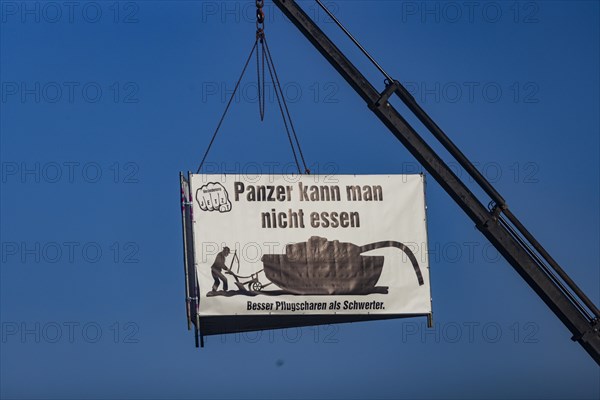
[497, 211, 595, 322]
[256, 33, 266, 121]
[196, 41, 257, 174]
[261, 38, 302, 174]
[197, 0, 310, 174]
[315, 0, 392, 82]
[263, 38, 310, 174]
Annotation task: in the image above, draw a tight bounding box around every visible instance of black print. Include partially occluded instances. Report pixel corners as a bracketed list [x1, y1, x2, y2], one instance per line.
[207, 236, 423, 297]
[196, 182, 232, 213]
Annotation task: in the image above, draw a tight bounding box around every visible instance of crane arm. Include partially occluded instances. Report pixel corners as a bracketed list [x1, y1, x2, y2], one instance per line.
[272, 0, 600, 364]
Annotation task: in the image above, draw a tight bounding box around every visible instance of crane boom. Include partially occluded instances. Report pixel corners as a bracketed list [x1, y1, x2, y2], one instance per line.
[272, 0, 600, 364]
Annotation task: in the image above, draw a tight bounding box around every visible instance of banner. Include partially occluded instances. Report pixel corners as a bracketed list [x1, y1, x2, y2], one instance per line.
[188, 174, 432, 322]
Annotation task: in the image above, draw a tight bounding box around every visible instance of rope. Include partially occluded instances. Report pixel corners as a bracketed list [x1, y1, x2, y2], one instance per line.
[256, 35, 266, 121]
[197, 1, 310, 175]
[196, 40, 257, 174]
[261, 39, 302, 174]
[263, 38, 310, 174]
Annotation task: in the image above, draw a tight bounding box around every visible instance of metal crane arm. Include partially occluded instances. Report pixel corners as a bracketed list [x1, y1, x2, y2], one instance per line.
[272, 0, 600, 364]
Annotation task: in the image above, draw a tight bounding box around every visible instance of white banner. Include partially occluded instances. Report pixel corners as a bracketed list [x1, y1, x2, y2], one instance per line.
[190, 174, 432, 317]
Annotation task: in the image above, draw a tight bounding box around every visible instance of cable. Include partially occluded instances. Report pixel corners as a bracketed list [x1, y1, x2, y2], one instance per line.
[498, 215, 594, 322]
[196, 40, 258, 174]
[256, 35, 266, 121]
[263, 38, 310, 174]
[315, 0, 392, 82]
[197, 1, 311, 175]
[261, 39, 302, 174]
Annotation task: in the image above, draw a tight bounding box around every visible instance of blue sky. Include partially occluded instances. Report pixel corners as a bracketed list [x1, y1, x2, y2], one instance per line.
[1, 1, 598, 399]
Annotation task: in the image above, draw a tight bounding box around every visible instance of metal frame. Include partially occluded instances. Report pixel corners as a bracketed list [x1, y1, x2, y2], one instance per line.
[180, 172, 192, 330]
[272, 0, 600, 364]
[183, 171, 202, 347]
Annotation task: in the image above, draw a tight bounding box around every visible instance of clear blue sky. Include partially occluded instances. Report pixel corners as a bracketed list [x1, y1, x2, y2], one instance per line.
[1, 1, 598, 399]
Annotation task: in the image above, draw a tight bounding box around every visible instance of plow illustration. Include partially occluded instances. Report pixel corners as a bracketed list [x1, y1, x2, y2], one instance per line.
[224, 251, 273, 293]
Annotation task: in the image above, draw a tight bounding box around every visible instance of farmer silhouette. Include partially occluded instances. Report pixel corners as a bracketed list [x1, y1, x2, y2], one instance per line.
[211, 246, 231, 291]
